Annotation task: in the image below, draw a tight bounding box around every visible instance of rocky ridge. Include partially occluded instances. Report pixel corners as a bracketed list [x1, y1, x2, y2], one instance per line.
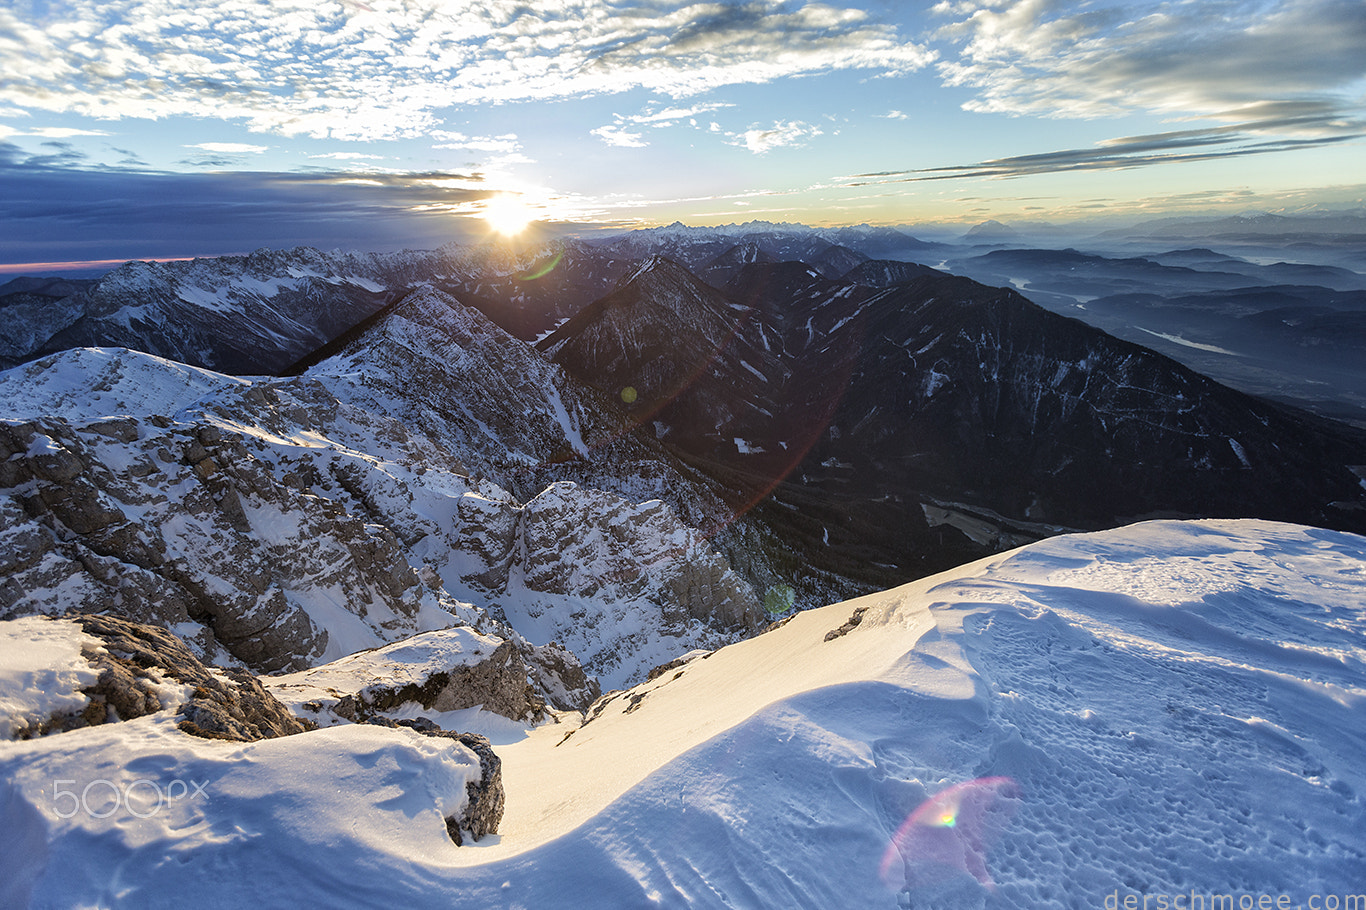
[1, 330, 767, 689]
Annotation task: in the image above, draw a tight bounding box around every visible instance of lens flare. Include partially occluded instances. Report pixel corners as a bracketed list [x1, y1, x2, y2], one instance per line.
[879, 776, 1020, 893]
[518, 249, 563, 281]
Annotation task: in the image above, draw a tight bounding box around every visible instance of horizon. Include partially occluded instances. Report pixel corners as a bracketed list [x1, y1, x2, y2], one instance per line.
[3, 0, 1365, 269]
[5, 205, 1365, 278]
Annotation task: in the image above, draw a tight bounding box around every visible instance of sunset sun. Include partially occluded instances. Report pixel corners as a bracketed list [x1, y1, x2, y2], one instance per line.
[481, 194, 535, 236]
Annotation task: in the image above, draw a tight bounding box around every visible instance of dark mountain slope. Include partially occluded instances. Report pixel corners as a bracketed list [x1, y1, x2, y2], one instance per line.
[797, 273, 1366, 530]
[548, 264, 1366, 576]
[538, 257, 787, 460]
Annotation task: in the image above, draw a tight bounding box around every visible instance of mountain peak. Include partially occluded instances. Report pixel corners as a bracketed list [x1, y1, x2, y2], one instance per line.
[963, 219, 1021, 241]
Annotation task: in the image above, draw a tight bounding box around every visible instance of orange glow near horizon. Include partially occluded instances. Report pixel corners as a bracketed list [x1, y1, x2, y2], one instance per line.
[0, 256, 204, 276]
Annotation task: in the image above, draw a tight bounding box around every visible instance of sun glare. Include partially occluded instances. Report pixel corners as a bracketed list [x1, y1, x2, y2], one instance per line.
[482, 194, 535, 236]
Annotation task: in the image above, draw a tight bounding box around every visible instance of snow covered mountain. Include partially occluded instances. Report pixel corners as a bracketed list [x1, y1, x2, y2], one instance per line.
[3, 227, 1366, 908]
[7, 230, 1366, 657]
[538, 256, 788, 461]
[0, 336, 767, 690]
[3, 519, 1362, 907]
[0, 242, 636, 373]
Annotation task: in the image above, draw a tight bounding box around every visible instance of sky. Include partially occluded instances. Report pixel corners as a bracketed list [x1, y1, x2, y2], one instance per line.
[2, 0, 1364, 269]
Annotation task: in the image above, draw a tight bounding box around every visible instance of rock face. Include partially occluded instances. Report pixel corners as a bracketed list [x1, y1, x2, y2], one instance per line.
[0, 241, 635, 372]
[0, 339, 768, 689]
[517, 482, 761, 634]
[538, 257, 786, 462]
[446, 730, 504, 844]
[524, 640, 601, 711]
[0, 403, 462, 673]
[338, 639, 541, 722]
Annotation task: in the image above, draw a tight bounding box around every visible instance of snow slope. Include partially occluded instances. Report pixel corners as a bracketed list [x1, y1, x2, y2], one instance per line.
[2, 519, 1363, 908]
[0, 617, 100, 738]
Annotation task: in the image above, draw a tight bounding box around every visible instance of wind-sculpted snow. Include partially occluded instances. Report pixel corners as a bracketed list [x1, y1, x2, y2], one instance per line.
[2, 520, 1361, 908]
[0, 347, 249, 422]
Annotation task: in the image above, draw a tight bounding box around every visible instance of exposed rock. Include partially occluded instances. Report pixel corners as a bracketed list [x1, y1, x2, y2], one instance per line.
[29, 613, 311, 741]
[330, 639, 545, 724]
[519, 481, 763, 634]
[824, 606, 867, 642]
[525, 640, 602, 711]
[0, 401, 479, 673]
[2, 329, 774, 689]
[645, 649, 709, 682]
[364, 717, 504, 845]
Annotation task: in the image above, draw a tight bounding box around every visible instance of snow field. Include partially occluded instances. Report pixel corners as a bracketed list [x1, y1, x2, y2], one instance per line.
[2, 502, 1362, 908]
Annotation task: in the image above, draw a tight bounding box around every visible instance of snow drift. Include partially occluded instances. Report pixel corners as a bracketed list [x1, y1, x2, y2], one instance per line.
[2, 519, 1362, 908]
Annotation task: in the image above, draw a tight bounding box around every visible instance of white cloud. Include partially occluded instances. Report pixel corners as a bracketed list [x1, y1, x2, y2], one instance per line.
[881, 110, 909, 120]
[185, 142, 268, 154]
[933, 0, 1366, 135]
[626, 102, 734, 126]
[731, 120, 824, 154]
[308, 152, 386, 160]
[430, 131, 522, 153]
[25, 127, 112, 138]
[591, 124, 648, 148]
[0, 1, 934, 142]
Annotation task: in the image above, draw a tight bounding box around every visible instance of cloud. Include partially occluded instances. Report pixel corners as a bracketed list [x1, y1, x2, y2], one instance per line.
[429, 131, 522, 153]
[881, 110, 909, 120]
[24, 127, 112, 139]
[933, 0, 1366, 133]
[185, 142, 268, 154]
[591, 101, 737, 148]
[0, 143, 501, 263]
[591, 124, 648, 148]
[308, 152, 386, 161]
[24, 141, 88, 169]
[731, 120, 824, 154]
[109, 146, 148, 167]
[0, 1, 934, 142]
[842, 119, 1365, 184]
[626, 102, 735, 127]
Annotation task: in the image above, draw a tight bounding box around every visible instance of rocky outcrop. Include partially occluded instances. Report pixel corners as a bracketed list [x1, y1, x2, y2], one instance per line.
[525, 641, 602, 711]
[518, 482, 763, 634]
[332, 640, 546, 724]
[20, 613, 311, 741]
[266, 626, 605, 722]
[364, 717, 504, 845]
[2, 328, 774, 690]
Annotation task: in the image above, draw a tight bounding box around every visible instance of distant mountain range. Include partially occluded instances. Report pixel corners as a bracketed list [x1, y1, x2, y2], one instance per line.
[4, 226, 1365, 686]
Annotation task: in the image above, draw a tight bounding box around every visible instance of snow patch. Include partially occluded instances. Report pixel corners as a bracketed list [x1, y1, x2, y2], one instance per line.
[0, 617, 100, 738]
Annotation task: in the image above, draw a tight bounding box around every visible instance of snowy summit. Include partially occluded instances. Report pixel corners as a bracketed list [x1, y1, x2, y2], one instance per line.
[3, 519, 1363, 908]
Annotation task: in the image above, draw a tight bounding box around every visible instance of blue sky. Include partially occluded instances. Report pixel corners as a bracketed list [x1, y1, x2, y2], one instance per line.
[2, 0, 1364, 268]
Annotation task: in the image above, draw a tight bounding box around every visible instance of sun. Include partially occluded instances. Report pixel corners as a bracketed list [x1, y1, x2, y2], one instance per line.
[481, 193, 536, 236]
